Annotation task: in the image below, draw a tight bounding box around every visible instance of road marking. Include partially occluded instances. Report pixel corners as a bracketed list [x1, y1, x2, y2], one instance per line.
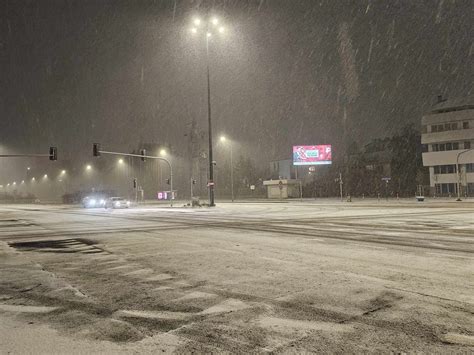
[0, 304, 59, 313]
[427, 252, 472, 259]
[351, 243, 386, 250]
[115, 310, 191, 320]
[144, 273, 174, 281]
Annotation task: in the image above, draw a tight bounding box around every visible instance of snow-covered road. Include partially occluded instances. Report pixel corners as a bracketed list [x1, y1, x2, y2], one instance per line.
[0, 201, 473, 353]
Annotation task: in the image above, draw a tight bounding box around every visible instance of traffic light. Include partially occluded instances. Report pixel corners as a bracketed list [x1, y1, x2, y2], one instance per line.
[140, 149, 146, 162]
[49, 147, 57, 161]
[166, 178, 170, 185]
[133, 178, 137, 189]
[93, 143, 101, 157]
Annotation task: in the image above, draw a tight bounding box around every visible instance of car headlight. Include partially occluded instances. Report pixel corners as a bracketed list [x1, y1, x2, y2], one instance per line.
[100, 199, 105, 204]
[115, 202, 120, 207]
[126, 201, 130, 205]
[89, 199, 96, 206]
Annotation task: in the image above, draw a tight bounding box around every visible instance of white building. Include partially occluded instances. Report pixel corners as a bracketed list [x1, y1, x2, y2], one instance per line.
[421, 95, 474, 197]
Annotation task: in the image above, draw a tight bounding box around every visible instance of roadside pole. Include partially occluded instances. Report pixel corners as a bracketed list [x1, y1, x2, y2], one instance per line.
[456, 148, 473, 201]
[339, 172, 343, 202]
[295, 167, 302, 201]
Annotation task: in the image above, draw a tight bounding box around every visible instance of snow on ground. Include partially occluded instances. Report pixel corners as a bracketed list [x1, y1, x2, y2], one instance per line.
[0, 201, 473, 353]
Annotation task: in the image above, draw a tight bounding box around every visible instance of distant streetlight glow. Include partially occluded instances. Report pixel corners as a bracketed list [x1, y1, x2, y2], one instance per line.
[118, 158, 124, 165]
[43, 174, 48, 179]
[211, 17, 219, 25]
[7, 183, 10, 187]
[31, 177, 35, 182]
[191, 27, 197, 34]
[159, 149, 167, 156]
[21, 180, 25, 184]
[86, 165, 92, 171]
[220, 135, 227, 142]
[61, 170, 66, 175]
[206, 32, 212, 38]
[193, 18, 201, 26]
[27, 167, 31, 171]
[218, 26, 225, 33]
[12, 181, 16, 185]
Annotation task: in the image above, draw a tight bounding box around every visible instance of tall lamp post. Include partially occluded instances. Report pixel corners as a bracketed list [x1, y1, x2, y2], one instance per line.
[220, 135, 234, 202]
[190, 16, 226, 207]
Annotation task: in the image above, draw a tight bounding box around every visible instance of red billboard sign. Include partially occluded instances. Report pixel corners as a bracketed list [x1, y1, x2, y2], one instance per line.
[293, 145, 332, 166]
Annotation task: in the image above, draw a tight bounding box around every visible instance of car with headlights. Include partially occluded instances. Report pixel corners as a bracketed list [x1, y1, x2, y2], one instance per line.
[82, 196, 106, 208]
[105, 197, 130, 209]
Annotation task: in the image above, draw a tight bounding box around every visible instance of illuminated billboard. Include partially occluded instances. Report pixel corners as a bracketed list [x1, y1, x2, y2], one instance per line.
[293, 145, 332, 165]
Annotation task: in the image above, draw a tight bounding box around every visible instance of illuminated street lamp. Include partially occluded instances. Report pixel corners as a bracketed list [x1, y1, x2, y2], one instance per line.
[219, 135, 234, 202]
[21, 180, 25, 184]
[31, 177, 36, 182]
[118, 158, 124, 165]
[159, 149, 167, 157]
[43, 174, 48, 179]
[12, 181, 16, 186]
[61, 170, 66, 175]
[86, 165, 92, 171]
[189, 15, 227, 206]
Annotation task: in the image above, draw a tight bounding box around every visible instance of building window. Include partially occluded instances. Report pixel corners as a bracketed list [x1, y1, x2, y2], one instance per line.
[441, 183, 457, 194]
[434, 165, 458, 174]
[468, 183, 474, 196]
[466, 164, 474, 173]
[451, 122, 458, 130]
[439, 143, 446, 151]
[465, 141, 471, 149]
[453, 142, 459, 150]
[432, 144, 438, 152]
[446, 143, 452, 151]
[463, 121, 470, 129]
[446, 165, 456, 174]
[439, 183, 457, 195]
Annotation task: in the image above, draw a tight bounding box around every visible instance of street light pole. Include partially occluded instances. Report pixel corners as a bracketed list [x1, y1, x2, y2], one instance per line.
[229, 141, 234, 202]
[206, 35, 215, 207]
[456, 148, 473, 201]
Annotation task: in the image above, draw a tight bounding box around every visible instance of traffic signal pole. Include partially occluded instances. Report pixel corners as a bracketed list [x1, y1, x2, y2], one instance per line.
[0, 147, 58, 160]
[93, 145, 174, 207]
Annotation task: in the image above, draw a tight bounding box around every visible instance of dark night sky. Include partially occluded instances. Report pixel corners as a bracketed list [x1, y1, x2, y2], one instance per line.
[1, 0, 473, 181]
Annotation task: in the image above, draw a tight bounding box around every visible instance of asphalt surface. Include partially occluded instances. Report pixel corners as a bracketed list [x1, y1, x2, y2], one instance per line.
[0, 200, 473, 353]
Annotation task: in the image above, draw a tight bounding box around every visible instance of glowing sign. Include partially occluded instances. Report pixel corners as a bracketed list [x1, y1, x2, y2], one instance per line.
[293, 145, 332, 165]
